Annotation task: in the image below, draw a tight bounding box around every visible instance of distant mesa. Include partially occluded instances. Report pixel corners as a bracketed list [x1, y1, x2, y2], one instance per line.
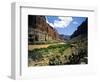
[59, 34, 70, 41]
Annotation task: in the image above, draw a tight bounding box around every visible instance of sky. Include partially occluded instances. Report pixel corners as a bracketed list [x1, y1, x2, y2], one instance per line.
[46, 16, 87, 35]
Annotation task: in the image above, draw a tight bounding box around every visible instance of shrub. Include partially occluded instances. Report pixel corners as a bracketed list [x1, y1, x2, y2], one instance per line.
[28, 50, 43, 61]
[49, 56, 62, 65]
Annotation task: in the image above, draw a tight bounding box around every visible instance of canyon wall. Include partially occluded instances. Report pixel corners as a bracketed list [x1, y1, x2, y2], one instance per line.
[28, 15, 62, 44]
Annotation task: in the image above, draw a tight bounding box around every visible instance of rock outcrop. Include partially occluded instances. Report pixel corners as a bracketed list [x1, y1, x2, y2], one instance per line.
[28, 15, 62, 44]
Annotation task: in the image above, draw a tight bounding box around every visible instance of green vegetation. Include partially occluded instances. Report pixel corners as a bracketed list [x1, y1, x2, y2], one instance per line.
[28, 44, 71, 66]
[28, 39, 88, 66]
[28, 44, 70, 60]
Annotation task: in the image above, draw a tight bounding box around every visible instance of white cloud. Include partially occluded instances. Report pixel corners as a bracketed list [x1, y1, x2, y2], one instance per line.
[73, 21, 78, 24]
[46, 17, 54, 27]
[48, 23, 55, 27]
[46, 17, 49, 23]
[46, 16, 73, 28]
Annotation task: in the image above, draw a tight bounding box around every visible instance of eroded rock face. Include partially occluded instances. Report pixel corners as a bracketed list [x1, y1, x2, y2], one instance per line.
[28, 15, 61, 44]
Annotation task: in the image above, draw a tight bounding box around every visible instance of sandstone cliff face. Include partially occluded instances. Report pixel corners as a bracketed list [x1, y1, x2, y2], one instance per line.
[28, 15, 61, 44]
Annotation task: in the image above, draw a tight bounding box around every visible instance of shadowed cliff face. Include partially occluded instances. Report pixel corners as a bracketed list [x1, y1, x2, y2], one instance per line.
[71, 18, 88, 38]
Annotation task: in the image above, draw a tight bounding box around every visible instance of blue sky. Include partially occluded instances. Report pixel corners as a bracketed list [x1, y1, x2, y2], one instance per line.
[46, 16, 87, 35]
